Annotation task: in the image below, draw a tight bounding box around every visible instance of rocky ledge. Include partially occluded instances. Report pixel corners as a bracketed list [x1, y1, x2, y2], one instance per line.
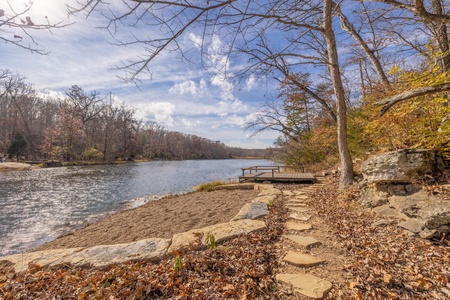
[359, 149, 450, 238]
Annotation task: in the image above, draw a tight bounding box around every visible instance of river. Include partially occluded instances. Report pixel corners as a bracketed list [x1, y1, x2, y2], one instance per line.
[0, 159, 271, 256]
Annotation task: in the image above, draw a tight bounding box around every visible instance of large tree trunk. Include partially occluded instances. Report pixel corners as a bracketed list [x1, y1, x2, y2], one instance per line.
[431, 0, 450, 107]
[323, 0, 354, 188]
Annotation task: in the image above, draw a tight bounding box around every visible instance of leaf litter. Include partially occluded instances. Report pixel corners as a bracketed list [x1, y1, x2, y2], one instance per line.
[1, 174, 449, 299]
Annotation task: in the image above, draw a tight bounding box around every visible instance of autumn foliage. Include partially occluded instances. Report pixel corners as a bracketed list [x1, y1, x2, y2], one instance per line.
[268, 59, 450, 168]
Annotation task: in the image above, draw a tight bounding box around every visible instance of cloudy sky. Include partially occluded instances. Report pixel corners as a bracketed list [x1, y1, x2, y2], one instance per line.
[1, 0, 279, 149]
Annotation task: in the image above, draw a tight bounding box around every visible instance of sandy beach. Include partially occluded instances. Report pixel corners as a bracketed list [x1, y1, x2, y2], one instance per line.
[0, 162, 35, 171]
[32, 188, 260, 251]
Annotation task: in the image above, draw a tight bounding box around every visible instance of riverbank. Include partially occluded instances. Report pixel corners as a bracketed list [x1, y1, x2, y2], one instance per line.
[0, 162, 36, 171]
[32, 188, 260, 251]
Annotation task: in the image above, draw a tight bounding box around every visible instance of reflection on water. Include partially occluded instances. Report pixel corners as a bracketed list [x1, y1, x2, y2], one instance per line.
[0, 159, 271, 256]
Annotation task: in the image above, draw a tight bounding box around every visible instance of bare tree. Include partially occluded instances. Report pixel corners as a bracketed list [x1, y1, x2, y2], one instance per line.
[1, 73, 40, 161]
[0, 0, 70, 54]
[70, 0, 358, 187]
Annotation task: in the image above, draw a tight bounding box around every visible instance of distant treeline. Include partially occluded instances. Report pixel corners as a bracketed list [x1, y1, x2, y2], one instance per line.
[0, 75, 266, 162]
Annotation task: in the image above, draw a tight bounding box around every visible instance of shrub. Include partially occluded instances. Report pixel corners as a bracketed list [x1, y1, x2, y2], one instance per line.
[194, 180, 227, 192]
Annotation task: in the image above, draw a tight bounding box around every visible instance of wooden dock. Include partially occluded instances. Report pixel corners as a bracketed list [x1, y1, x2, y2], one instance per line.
[239, 166, 316, 183]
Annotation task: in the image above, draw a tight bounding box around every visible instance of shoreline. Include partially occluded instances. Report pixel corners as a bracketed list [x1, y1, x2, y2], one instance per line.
[0, 157, 268, 173]
[30, 188, 261, 252]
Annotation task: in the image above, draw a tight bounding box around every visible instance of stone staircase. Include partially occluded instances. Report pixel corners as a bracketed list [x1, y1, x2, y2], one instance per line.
[276, 178, 334, 299]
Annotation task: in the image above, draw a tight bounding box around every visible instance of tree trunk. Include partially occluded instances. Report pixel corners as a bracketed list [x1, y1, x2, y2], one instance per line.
[431, 0, 450, 106]
[323, 0, 354, 188]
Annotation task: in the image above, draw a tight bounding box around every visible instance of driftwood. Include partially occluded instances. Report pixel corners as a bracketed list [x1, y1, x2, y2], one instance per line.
[376, 83, 450, 115]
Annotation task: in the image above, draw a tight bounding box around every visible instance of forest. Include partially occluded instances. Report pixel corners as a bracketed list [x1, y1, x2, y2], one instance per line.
[0, 72, 265, 162]
[2, 0, 450, 182]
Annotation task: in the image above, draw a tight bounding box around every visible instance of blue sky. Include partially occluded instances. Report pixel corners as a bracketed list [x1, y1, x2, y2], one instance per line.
[1, 0, 279, 149]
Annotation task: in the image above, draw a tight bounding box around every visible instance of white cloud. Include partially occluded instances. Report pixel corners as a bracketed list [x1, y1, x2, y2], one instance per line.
[225, 112, 260, 128]
[207, 35, 229, 71]
[245, 74, 256, 91]
[0, 3, 277, 149]
[188, 33, 203, 49]
[180, 118, 194, 128]
[169, 79, 209, 97]
[211, 75, 236, 102]
[134, 102, 176, 127]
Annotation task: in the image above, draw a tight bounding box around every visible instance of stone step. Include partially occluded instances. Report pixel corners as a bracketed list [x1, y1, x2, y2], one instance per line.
[286, 203, 307, 207]
[294, 195, 309, 200]
[293, 191, 307, 196]
[283, 235, 321, 249]
[289, 207, 310, 213]
[285, 222, 312, 231]
[276, 273, 332, 299]
[288, 197, 308, 202]
[282, 190, 295, 196]
[289, 213, 311, 222]
[283, 251, 324, 267]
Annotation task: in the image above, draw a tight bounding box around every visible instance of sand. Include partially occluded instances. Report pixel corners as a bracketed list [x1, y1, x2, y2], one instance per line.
[32, 189, 260, 251]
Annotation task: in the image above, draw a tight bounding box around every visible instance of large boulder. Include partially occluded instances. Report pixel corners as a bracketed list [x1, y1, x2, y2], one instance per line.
[359, 149, 443, 207]
[361, 149, 443, 183]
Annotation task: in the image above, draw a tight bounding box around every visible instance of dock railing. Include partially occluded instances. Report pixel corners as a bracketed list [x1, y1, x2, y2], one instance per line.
[240, 165, 306, 178]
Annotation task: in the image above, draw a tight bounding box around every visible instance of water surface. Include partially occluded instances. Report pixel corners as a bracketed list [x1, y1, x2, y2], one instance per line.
[0, 159, 271, 256]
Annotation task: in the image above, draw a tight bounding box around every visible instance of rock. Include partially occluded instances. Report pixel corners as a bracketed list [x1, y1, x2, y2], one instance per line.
[276, 273, 332, 299]
[372, 205, 409, 221]
[293, 191, 307, 196]
[258, 188, 282, 197]
[389, 192, 429, 217]
[398, 218, 425, 233]
[289, 199, 308, 204]
[214, 183, 254, 190]
[286, 203, 307, 207]
[251, 195, 276, 204]
[438, 225, 449, 234]
[168, 230, 203, 253]
[419, 228, 438, 239]
[283, 235, 321, 249]
[361, 149, 442, 183]
[289, 207, 310, 213]
[68, 238, 171, 267]
[0, 248, 84, 273]
[359, 183, 390, 207]
[253, 184, 274, 190]
[168, 219, 266, 253]
[289, 213, 311, 221]
[372, 219, 391, 227]
[285, 222, 312, 231]
[231, 202, 269, 221]
[283, 251, 324, 267]
[283, 190, 295, 196]
[418, 200, 450, 229]
[1, 238, 172, 272]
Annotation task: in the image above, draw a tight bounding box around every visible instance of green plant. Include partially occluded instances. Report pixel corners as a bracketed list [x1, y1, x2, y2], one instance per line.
[173, 255, 183, 271]
[267, 199, 274, 208]
[194, 180, 227, 192]
[205, 232, 216, 250]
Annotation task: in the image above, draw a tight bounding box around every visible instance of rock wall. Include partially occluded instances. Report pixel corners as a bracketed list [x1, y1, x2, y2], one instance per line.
[359, 149, 449, 238]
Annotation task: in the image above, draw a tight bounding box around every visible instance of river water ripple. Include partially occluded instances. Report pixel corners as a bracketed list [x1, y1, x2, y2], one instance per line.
[0, 159, 271, 256]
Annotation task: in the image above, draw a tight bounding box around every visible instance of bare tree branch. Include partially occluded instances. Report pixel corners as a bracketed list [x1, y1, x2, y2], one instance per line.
[376, 83, 450, 115]
[0, 0, 71, 54]
[369, 0, 450, 23]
